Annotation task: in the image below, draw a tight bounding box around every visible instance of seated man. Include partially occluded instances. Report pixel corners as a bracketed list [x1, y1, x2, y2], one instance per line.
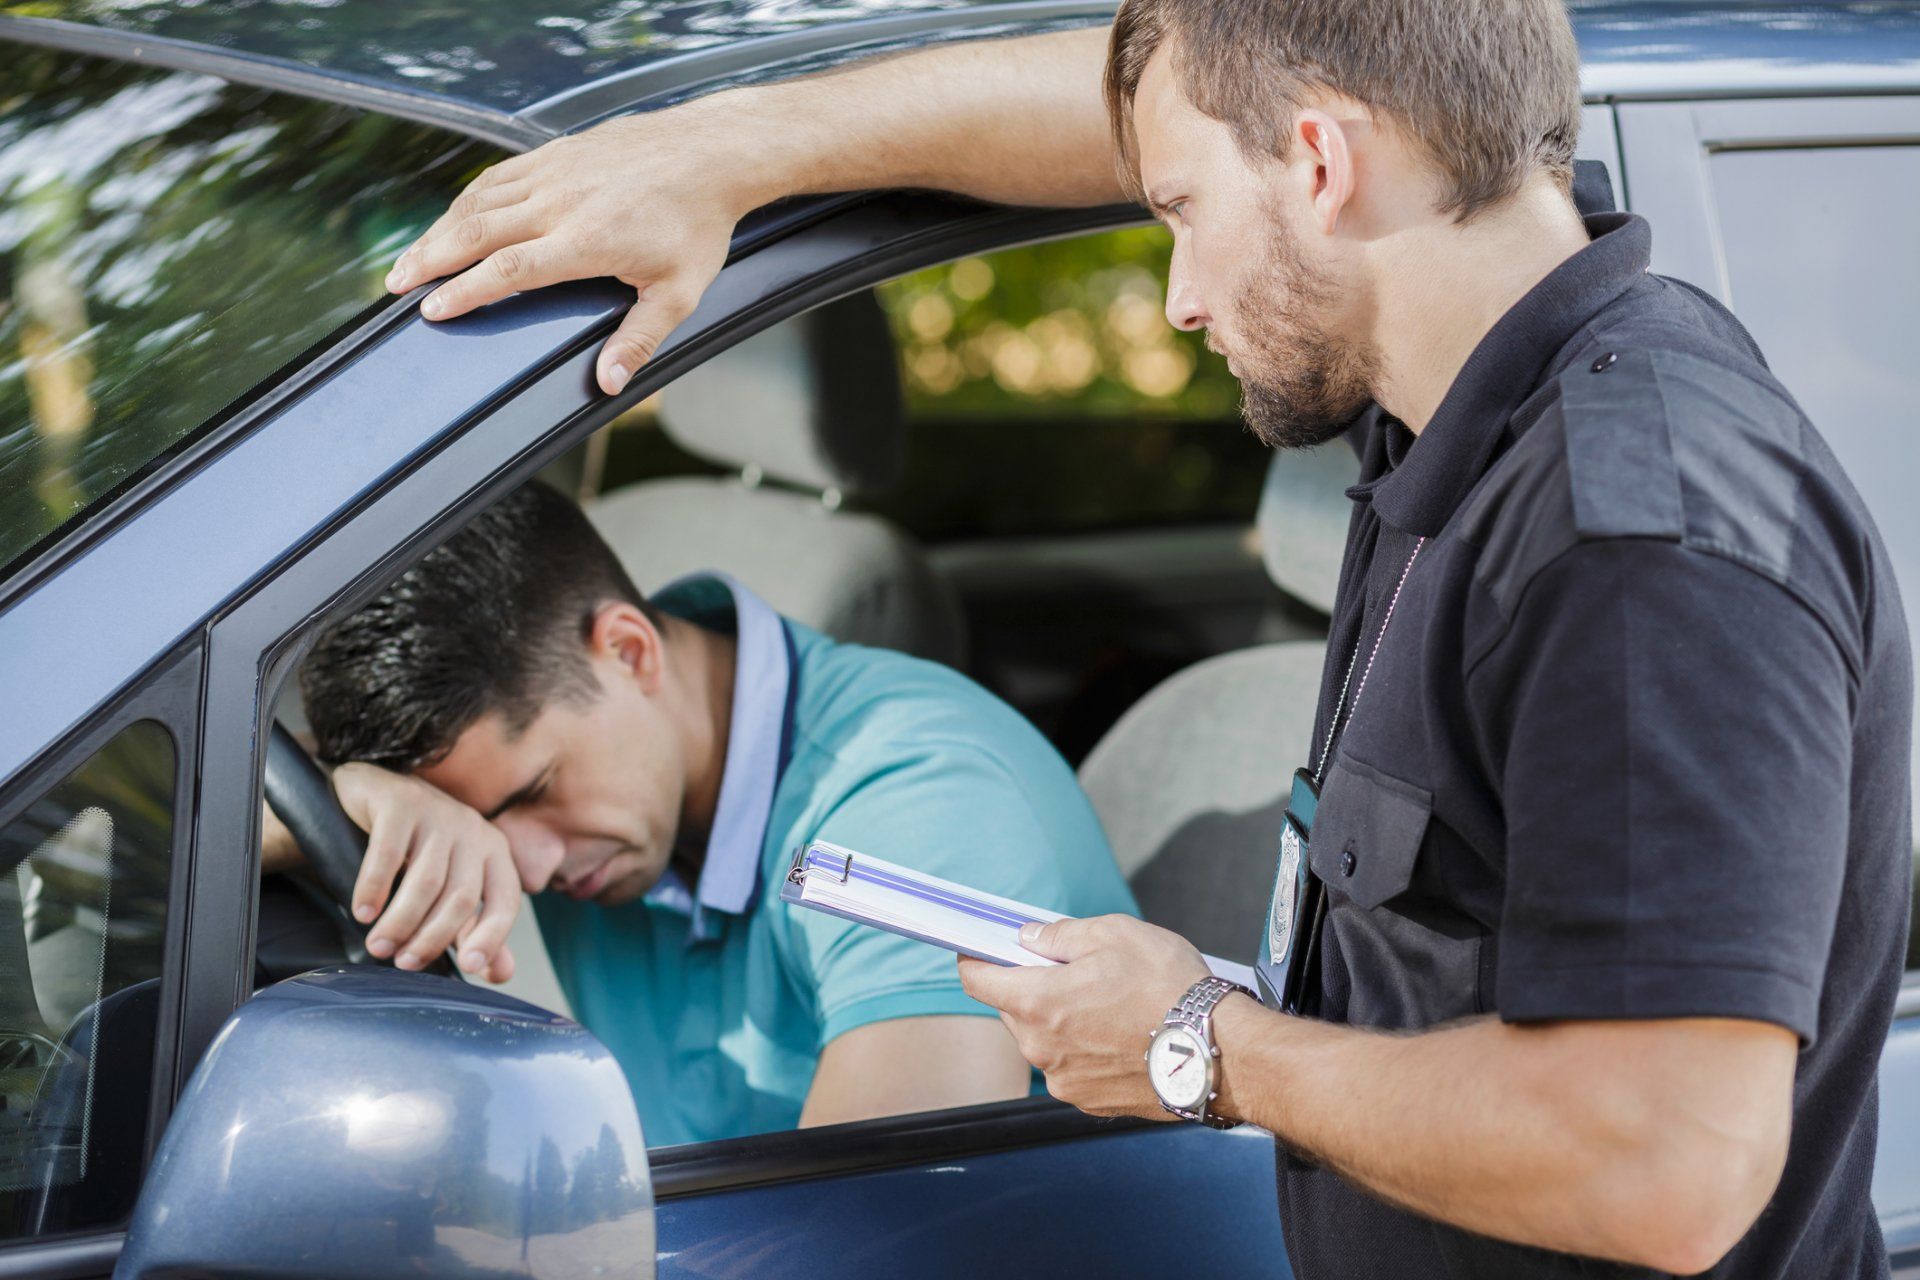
[276, 481, 1137, 1145]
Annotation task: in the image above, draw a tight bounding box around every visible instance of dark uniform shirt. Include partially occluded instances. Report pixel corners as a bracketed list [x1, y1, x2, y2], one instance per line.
[1276, 210, 1913, 1279]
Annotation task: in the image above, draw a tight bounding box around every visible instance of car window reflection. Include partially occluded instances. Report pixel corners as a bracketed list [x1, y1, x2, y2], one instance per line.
[0, 47, 505, 582]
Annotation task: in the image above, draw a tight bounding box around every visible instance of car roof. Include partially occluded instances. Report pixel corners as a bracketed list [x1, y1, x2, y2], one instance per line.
[0, 0, 1114, 145]
[5, 0, 1920, 151]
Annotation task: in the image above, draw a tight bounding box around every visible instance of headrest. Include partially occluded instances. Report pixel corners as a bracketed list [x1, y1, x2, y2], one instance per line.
[1256, 442, 1360, 616]
[657, 291, 905, 499]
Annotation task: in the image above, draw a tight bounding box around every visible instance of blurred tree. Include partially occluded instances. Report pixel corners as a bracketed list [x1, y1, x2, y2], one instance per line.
[867, 231, 1271, 543]
[877, 227, 1241, 422]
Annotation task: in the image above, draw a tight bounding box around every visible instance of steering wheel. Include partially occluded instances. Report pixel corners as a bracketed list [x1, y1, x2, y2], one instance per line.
[262, 724, 456, 978]
[0, 1029, 73, 1075]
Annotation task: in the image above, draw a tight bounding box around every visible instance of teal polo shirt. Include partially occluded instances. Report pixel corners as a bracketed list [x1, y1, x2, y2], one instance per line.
[533, 574, 1137, 1148]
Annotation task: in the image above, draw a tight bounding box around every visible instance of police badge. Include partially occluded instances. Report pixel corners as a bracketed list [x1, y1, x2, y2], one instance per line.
[1255, 537, 1427, 1016]
[1267, 820, 1301, 963]
[1257, 767, 1324, 1013]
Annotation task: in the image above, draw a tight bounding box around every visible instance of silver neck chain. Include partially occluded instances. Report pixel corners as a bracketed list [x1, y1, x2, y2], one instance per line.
[1313, 536, 1427, 786]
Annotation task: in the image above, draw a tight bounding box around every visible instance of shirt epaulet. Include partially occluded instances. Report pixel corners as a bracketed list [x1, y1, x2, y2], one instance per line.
[1456, 341, 1806, 638]
[1557, 348, 1687, 541]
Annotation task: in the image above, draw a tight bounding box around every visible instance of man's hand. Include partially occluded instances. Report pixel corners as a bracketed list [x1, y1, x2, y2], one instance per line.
[385, 105, 750, 396]
[331, 763, 519, 984]
[957, 914, 1212, 1118]
[386, 28, 1121, 395]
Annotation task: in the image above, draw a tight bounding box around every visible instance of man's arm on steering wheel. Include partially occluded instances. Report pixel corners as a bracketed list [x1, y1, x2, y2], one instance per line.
[385, 27, 1123, 395]
[260, 764, 520, 983]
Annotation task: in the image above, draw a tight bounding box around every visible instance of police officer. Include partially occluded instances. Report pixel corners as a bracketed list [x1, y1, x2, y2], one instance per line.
[389, 1, 1911, 1274]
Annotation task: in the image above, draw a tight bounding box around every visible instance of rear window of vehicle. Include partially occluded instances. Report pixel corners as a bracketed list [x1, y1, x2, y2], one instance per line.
[0, 45, 505, 583]
[867, 228, 1269, 543]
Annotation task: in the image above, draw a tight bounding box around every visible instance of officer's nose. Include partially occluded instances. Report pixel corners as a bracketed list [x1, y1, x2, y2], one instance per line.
[1164, 264, 1210, 332]
[1164, 235, 1210, 332]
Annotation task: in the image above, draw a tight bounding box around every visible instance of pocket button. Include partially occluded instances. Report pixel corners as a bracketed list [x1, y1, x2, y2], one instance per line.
[1341, 848, 1357, 877]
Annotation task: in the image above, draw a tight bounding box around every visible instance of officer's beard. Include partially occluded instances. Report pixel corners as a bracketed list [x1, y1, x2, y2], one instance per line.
[1223, 208, 1380, 451]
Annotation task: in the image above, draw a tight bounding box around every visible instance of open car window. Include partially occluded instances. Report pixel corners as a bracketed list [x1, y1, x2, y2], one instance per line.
[0, 45, 505, 584]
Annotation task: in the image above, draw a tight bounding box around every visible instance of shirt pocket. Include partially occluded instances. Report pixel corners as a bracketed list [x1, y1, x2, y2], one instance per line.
[1307, 753, 1433, 909]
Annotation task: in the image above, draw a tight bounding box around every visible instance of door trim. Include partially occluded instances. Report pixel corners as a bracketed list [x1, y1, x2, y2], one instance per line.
[1617, 94, 1920, 298]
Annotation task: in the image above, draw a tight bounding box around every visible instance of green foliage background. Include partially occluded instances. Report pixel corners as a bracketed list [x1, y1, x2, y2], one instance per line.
[863, 232, 1269, 541]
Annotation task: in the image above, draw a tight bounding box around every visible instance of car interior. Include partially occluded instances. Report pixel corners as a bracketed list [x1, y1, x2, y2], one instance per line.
[568, 275, 1347, 963]
[519, 235, 1352, 994]
[247, 223, 1920, 1150]
[251, 226, 1350, 1112]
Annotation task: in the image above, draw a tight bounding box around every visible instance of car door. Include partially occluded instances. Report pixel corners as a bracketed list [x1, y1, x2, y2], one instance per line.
[163, 184, 1286, 1278]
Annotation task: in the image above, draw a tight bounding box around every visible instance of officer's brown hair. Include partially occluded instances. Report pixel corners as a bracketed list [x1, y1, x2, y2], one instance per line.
[1104, 0, 1583, 221]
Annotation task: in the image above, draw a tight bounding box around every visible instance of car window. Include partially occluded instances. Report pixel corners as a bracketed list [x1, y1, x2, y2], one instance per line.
[577, 229, 1271, 538]
[0, 46, 506, 585]
[868, 227, 1268, 542]
[0, 720, 175, 1241]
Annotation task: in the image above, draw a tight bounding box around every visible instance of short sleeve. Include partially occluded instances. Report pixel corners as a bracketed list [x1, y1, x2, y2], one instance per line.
[1470, 539, 1855, 1042]
[790, 745, 1121, 1046]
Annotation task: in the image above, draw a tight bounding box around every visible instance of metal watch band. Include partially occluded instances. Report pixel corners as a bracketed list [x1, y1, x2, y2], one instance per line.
[1175, 976, 1252, 1027]
[1158, 976, 1257, 1129]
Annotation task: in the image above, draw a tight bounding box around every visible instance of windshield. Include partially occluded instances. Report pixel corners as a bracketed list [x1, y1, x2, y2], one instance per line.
[0, 46, 506, 584]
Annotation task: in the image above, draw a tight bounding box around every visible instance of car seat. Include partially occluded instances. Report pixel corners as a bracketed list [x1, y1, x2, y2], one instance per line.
[587, 292, 966, 667]
[1078, 442, 1358, 959]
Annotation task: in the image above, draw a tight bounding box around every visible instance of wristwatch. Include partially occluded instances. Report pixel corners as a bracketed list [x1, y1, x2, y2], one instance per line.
[1146, 976, 1256, 1129]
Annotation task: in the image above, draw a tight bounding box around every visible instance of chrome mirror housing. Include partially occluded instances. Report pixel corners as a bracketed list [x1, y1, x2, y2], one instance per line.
[114, 968, 652, 1279]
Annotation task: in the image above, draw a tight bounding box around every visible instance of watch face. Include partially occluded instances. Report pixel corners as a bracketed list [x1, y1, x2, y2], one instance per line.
[1148, 1025, 1210, 1112]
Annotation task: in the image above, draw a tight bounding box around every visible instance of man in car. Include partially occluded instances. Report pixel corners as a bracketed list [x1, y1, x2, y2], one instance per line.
[383, 0, 1911, 1276]
[271, 481, 1136, 1146]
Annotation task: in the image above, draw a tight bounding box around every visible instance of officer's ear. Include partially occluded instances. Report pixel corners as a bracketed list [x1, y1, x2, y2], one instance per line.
[1291, 106, 1357, 238]
[585, 601, 667, 696]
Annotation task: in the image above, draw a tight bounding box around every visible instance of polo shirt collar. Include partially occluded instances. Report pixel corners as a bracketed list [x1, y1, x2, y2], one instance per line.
[1364, 212, 1651, 536]
[647, 572, 795, 936]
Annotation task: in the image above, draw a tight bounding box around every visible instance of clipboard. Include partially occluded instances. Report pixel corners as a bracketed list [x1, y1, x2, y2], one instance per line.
[782, 840, 1062, 966]
[782, 839, 1260, 985]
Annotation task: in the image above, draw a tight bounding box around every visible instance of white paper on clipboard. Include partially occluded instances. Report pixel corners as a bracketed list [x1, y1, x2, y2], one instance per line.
[781, 839, 1258, 986]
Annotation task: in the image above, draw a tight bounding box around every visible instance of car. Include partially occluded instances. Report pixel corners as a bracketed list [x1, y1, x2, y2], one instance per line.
[0, 1, 1917, 1277]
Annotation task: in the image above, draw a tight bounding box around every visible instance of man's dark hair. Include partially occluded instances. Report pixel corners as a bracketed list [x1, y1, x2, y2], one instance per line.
[1105, 0, 1582, 221]
[301, 481, 657, 770]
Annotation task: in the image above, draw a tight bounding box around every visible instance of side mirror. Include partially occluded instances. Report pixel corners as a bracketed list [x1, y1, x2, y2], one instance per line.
[115, 968, 653, 1279]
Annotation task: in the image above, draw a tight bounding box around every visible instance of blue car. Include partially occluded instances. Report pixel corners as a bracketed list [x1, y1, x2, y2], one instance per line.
[0, 2, 1916, 1277]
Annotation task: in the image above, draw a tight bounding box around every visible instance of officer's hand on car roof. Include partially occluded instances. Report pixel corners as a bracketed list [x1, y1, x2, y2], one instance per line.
[383, 105, 747, 399]
[331, 763, 520, 984]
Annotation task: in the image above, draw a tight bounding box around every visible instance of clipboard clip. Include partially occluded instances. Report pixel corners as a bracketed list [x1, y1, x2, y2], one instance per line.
[786, 843, 852, 886]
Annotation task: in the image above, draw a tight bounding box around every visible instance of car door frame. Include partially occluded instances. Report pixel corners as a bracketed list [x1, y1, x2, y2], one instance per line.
[1614, 93, 1920, 300]
[192, 186, 1147, 1109]
[180, 184, 1290, 1271]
